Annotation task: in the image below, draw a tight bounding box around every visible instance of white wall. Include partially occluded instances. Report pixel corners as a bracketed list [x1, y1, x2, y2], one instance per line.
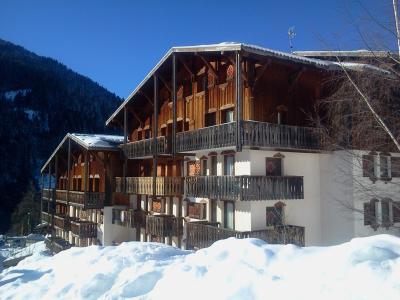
[101, 206, 136, 246]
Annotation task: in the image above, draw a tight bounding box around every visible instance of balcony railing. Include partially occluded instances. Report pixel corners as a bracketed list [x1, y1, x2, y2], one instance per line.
[41, 211, 52, 224]
[112, 208, 147, 228]
[185, 175, 303, 201]
[45, 236, 73, 254]
[121, 136, 170, 159]
[186, 222, 305, 249]
[176, 122, 236, 152]
[42, 188, 53, 199]
[146, 214, 183, 237]
[42, 189, 104, 209]
[70, 220, 97, 238]
[116, 177, 183, 196]
[176, 121, 323, 152]
[54, 215, 72, 231]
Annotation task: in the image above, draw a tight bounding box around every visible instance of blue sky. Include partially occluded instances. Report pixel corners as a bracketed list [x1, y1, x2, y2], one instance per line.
[0, 0, 396, 98]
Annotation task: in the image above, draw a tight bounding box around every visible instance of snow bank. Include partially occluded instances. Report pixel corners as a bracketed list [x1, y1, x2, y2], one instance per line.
[0, 235, 399, 300]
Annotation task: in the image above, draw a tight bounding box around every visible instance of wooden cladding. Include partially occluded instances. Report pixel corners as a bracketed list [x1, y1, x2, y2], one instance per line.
[116, 176, 183, 196]
[184, 175, 304, 201]
[186, 222, 305, 249]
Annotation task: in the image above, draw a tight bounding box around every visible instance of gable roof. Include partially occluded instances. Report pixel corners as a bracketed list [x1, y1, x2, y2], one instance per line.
[40, 133, 123, 173]
[106, 42, 391, 127]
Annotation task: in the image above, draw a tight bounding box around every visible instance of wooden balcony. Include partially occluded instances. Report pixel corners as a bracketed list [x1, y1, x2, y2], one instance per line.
[116, 177, 183, 196]
[42, 188, 53, 200]
[146, 214, 183, 237]
[45, 236, 73, 254]
[186, 222, 305, 249]
[112, 208, 147, 228]
[121, 136, 170, 159]
[176, 121, 323, 152]
[43, 189, 104, 209]
[185, 175, 303, 201]
[53, 214, 72, 231]
[41, 211, 52, 224]
[70, 220, 97, 238]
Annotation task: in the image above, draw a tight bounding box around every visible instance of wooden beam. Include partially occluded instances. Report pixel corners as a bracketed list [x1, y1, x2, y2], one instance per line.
[159, 75, 172, 93]
[227, 55, 247, 82]
[172, 53, 177, 156]
[253, 60, 272, 88]
[127, 107, 143, 127]
[178, 57, 194, 77]
[138, 91, 154, 107]
[287, 68, 305, 95]
[153, 75, 159, 199]
[197, 55, 218, 78]
[235, 51, 242, 152]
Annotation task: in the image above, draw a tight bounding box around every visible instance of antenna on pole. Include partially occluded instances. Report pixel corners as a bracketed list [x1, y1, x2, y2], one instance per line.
[288, 27, 296, 53]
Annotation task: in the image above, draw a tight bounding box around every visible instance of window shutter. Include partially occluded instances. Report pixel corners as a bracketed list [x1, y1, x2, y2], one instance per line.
[393, 201, 400, 223]
[362, 155, 374, 177]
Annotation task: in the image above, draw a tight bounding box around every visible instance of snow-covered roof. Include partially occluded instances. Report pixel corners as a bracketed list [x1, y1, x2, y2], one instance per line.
[40, 133, 123, 173]
[106, 42, 391, 126]
[294, 49, 392, 58]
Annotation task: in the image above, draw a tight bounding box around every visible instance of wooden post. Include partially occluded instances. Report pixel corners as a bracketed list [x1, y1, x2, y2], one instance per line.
[52, 156, 58, 238]
[123, 107, 128, 193]
[40, 173, 44, 222]
[235, 51, 242, 152]
[172, 53, 177, 155]
[84, 151, 88, 204]
[67, 138, 71, 207]
[153, 75, 159, 200]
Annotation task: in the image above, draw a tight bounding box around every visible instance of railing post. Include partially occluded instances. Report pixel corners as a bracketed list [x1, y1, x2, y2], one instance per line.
[83, 151, 88, 207]
[67, 137, 71, 207]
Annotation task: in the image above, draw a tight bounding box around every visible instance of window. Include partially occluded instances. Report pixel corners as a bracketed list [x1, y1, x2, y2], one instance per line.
[94, 178, 100, 192]
[266, 157, 282, 176]
[187, 161, 201, 176]
[187, 202, 205, 219]
[393, 201, 400, 223]
[144, 129, 151, 139]
[381, 199, 391, 226]
[210, 155, 218, 176]
[152, 199, 163, 213]
[224, 155, 235, 176]
[362, 154, 375, 178]
[210, 200, 217, 223]
[363, 199, 377, 227]
[89, 177, 94, 192]
[205, 112, 216, 127]
[224, 201, 234, 230]
[266, 203, 284, 226]
[379, 154, 390, 179]
[222, 109, 234, 123]
[201, 158, 208, 176]
[391, 157, 400, 177]
[77, 178, 82, 191]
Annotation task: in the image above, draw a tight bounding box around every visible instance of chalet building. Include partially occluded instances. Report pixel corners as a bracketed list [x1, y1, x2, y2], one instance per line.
[41, 43, 400, 252]
[41, 133, 124, 252]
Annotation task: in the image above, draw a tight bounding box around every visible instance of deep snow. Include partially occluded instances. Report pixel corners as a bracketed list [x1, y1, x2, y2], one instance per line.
[0, 235, 399, 300]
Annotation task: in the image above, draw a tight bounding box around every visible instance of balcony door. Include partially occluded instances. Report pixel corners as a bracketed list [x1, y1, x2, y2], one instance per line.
[224, 201, 234, 230]
[224, 155, 235, 176]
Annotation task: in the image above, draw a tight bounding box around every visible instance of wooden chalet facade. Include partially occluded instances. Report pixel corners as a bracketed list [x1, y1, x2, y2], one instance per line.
[41, 43, 400, 251]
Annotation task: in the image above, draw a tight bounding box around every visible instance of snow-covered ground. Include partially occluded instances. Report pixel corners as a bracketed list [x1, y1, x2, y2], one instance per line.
[0, 235, 399, 300]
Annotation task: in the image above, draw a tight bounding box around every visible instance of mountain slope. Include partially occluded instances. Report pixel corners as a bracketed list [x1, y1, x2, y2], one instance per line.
[0, 39, 122, 232]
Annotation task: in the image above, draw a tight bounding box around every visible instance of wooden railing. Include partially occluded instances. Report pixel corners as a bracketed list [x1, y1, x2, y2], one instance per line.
[45, 236, 73, 254]
[176, 121, 323, 152]
[121, 136, 170, 159]
[43, 189, 104, 209]
[146, 214, 183, 237]
[116, 177, 183, 196]
[112, 208, 147, 228]
[186, 222, 305, 249]
[185, 175, 303, 201]
[41, 211, 52, 224]
[70, 220, 97, 238]
[176, 122, 236, 152]
[54, 215, 72, 231]
[241, 120, 322, 150]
